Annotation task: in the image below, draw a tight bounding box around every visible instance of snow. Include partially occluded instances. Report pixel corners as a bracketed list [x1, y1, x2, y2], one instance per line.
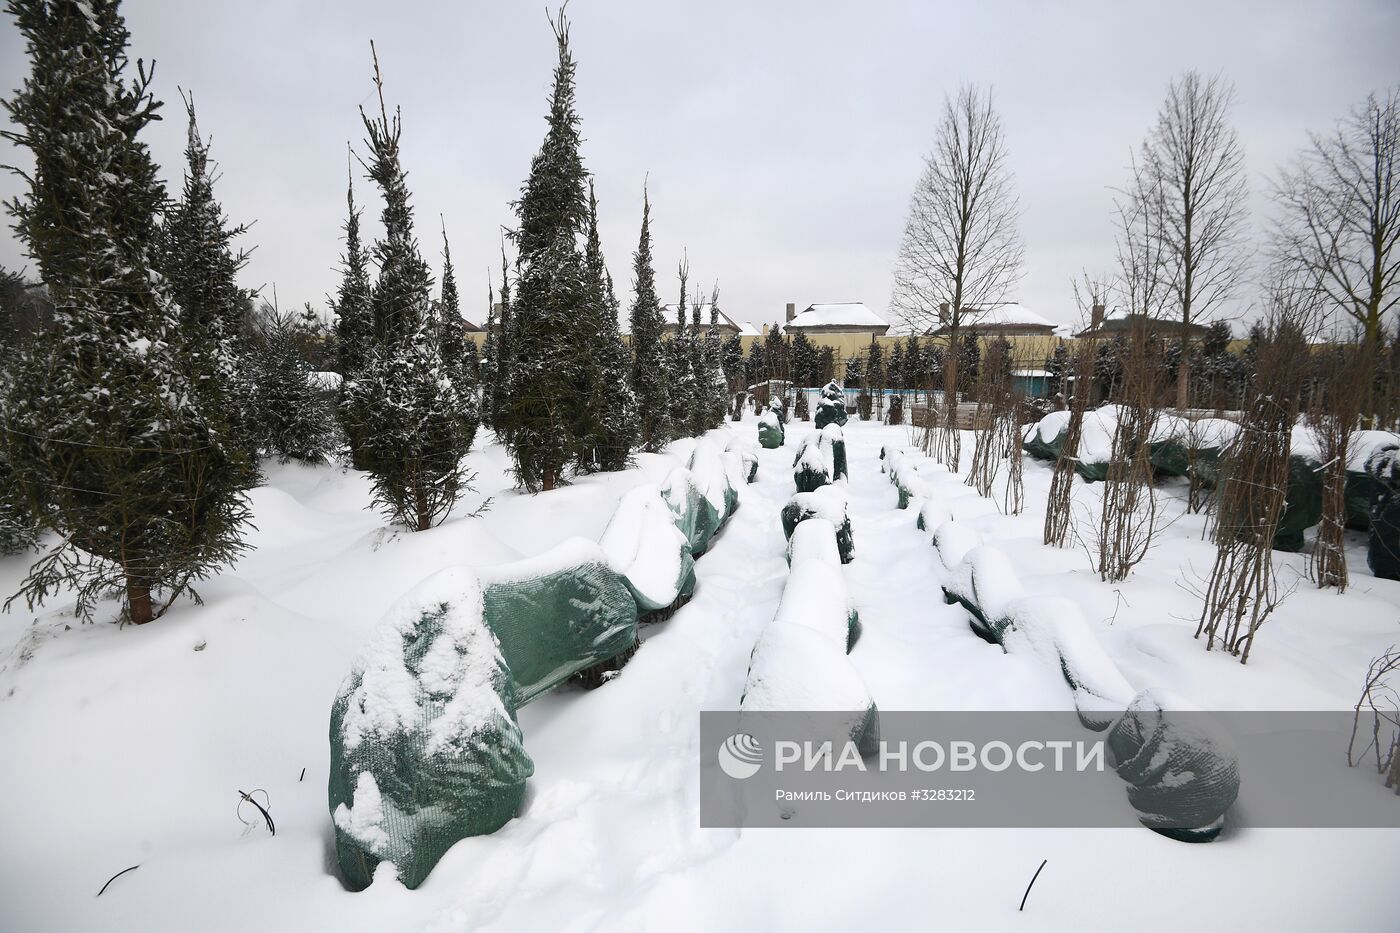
[784, 302, 887, 331]
[786, 484, 849, 529]
[2, 418, 1398, 932]
[688, 436, 735, 518]
[945, 544, 1026, 623]
[917, 497, 954, 533]
[773, 559, 856, 652]
[785, 516, 843, 568]
[740, 621, 872, 716]
[931, 519, 984, 570]
[599, 484, 691, 609]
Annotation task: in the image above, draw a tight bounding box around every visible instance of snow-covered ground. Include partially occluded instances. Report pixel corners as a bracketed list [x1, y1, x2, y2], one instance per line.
[1, 418, 1396, 932]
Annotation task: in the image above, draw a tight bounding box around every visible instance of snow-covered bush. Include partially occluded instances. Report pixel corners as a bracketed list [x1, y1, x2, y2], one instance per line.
[329, 566, 534, 890]
[792, 426, 846, 494]
[820, 423, 848, 481]
[740, 622, 878, 756]
[1104, 689, 1240, 841]
[785, 517, 843, 569]
[600, 485, 696, 617]
[777, 559, 862, 652]
[931, 520, 983, 571]
[688, 436, 739, 524]
[661, 465, 723, 557]
[942, 544, 1024, 640]
[781, 485, 854, 564]
[479, 539, 639, 703]
[915, 497, 954, 533]
[998, 596, 1135, 726]
[814, 380, 847, 429]
[725, 435, 759, 483]
[757, 407, 785, 448]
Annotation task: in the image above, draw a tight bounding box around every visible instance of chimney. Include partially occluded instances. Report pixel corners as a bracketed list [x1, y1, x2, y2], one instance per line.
[938, 302, 950, 323]
[785, 302, 796, 323]
[1090, 303, 1105, 329]
[761, 323, 770, 337]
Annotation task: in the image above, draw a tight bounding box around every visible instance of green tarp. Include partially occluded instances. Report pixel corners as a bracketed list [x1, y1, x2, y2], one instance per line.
[479, 539, 640, 705]
[662, 467, 725, 558]
[814, 381, 848, 430]
[329, 567, 534, 890]
[781, 489, 855, 564]
[758, 410, 785, 448]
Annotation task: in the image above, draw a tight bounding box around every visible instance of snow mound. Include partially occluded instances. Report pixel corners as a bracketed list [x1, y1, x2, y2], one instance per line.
[599, 484, 697, 613]
[785, 517, 843, 569]
[931, 520, 983, 571]
[776, 559, 861, 653]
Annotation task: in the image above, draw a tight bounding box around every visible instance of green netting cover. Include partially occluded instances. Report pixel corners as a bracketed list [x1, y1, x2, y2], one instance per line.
[1274, 455, 1324, 552]
[726, 438, 760, 483]
[1105, 690, 1240, 840]
[689, 438, 740, 525]
[1022, 426, 1063, 461]
[814, 381, 849, 430]
[329, 566, 534, 890]
[479, 539, 639, 705]
[662, 466, 724, 557]
[758, 410, 785, 448]
[1345, 470, 1384, 530]
[781, 488, 855, 564]
[1147, 439, 1191, 478]
[1368, 489, 1400, 581]
[599, 485, 698, 615]
[821, 425, 849, 481]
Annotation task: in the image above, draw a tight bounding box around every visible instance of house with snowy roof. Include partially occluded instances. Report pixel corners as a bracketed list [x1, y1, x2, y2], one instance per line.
[656, 302, 761, 337]
[781, 302, 890, 336]
[927, 302, 1060, 338]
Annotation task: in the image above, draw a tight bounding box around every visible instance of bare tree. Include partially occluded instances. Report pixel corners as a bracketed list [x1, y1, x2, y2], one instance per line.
[1307, 341, 1373, 591]
[1274, 87, 1400, 358]
[891, 84, 1024, 470]
[1131, 71, 1250, 410]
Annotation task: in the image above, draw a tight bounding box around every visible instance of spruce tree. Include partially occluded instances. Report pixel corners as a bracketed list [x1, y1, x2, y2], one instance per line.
[249, 312, 338, 463]
[701, 286, 728, 429]
[339, 50, 476, 528]
[1, 0, 250, 624]
[332, 168, 374, 466]
[628, 187, 671, 451]
[666, 257, 697, 434]
[436, 225, 474, 394]
[576, 182, 638, 472]
[160, 94, 261, 486]
[479, 284, 498, 426]
[499, 12, 590, 491]
[790, 331, 817, 387]
[490, 246, 512, 436]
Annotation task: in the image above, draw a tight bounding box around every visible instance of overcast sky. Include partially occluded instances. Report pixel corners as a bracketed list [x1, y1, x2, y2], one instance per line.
[2, 0, 1397, 333]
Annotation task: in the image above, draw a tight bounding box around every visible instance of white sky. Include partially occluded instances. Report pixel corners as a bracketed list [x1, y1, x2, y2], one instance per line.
[2, 0, 1397, 333]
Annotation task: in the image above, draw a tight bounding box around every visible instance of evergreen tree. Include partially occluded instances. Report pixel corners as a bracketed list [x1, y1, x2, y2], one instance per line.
[958, 331, 981, 394]
[499, 13, 590, 490]
[333, 166, 374, 465]
[666, 256, 697, 435]
[489, 246, 513, 435]
[436, 225, 474, 395]
[790, 331, 817, 388]
[722, 333, 743, 388]
[480, 283, 498, 425]
[1, 0, 250, 624]
[701, 285, 728, 430]
[817, 345, 835, 384]
[889, 341, 906, 390]
[160, 94, 261, 485]
[576, 181, 638, 471]
[249, 312, 338, 463]
[628, 187, 671, 451]
[340, 50, 476, 527]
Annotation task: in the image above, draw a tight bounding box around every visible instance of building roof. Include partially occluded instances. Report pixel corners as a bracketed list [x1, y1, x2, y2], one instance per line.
[784, 302, 889, 332]
[1074, 312, 1211, 340]
[928, 303, 1060, 336]
[657, 302, 760, 336]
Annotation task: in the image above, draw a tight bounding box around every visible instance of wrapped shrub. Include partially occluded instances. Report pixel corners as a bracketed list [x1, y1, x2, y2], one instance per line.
[740, 621, 879, 757]
[329, 567, 533, 891]
[820, 423, 848, 481]
[479, 539, 640, 704]
[778, 559, 862, 652]
[785, 516, 843, 569]
[599, 484, 696, 617]
[931, 520, 983, 571]
[725, 436, 760, 483]
[1104, 689, 1240, 842]
[688, 437, 740, 525]
[814, 380, 848, 429]
[661, 466, 724, 557]
[915, 497, 954, 533]
[781, 485, 854, 563]
[793, 434, 832, 493]
[886, 394, 904, 425]
[942, 544, 1024, 641]
[757, 408, 785, 448]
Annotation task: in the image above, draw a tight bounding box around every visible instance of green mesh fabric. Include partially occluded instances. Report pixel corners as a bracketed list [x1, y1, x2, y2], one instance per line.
[328, 569, 534, 890]
[758, 413, 785, 448]
[1104, 691, 1240, 840]
[814, 381, 849, 429]
[793, 431, 844, 494]
[1022, 426, 1063, 461]
[1147, 440, 1190, 477]
[1368, 489, 1400, 581]
[479, 540, 640, 705]
[1273, 455, 1324, 552]
[780, 496, 855, 564]
[1345, 469, 1383, 530]
[662, 468, 725, 557]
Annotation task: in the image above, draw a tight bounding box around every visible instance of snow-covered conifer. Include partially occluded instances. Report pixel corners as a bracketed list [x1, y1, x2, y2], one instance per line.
[628, 186, 671, 451]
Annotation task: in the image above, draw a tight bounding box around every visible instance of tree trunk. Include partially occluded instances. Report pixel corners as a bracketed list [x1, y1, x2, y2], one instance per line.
[414, 481, 431, 532]
[127, 579, 154, 625]
[1177, 348, 1190, 411]
[543, 466, 557, 492]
